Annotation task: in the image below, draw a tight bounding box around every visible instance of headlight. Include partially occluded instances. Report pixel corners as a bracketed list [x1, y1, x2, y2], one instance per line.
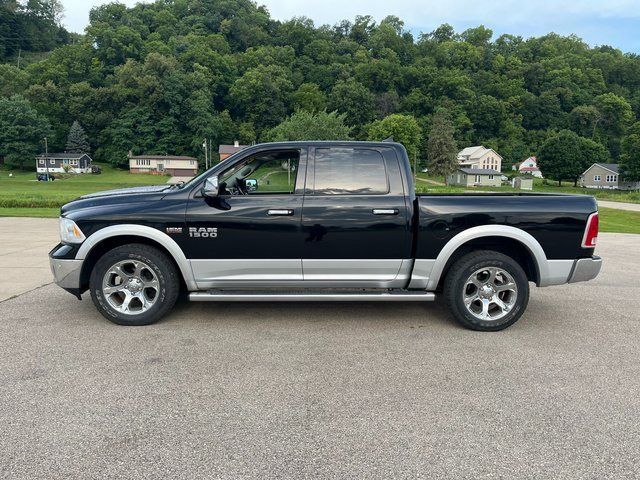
[59, 217, 86, 244]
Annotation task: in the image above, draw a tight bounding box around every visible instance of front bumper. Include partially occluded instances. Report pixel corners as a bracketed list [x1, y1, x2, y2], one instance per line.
[50, 256, 83, 289]
[568, 256, 602, 284]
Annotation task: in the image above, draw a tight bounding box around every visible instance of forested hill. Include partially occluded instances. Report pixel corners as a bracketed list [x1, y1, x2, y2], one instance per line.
[0, 0, 71, 61]
[1, 0, 639, 172]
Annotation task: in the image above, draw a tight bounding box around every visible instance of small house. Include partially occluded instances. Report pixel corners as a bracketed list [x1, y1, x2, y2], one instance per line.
[36, 153, 92, 173]
[580, 163, 640, 191]
[218, 141, 248, 161]
[129, 154, 198, 176]
[512, 156, 543, 178]
[447, 168, 502, 187]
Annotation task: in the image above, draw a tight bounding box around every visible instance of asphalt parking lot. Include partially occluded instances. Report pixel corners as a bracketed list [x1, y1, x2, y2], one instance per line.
[0, 227, 639, 479]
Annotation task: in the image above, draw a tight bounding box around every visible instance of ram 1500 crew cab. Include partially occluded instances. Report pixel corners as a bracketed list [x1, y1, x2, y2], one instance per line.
[50, 141, 602, 331]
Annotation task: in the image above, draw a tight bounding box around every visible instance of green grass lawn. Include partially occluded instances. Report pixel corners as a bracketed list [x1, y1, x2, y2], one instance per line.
[0, 164, 166, 209]
[598, 207, 640, 234]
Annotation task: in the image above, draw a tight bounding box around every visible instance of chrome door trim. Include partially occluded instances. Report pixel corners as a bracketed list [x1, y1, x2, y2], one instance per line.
[302, 259, 407, 281]
[191, 259, 303, 288]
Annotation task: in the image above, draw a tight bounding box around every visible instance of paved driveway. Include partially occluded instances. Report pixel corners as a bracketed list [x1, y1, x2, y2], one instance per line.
[0, 221, 639, 479]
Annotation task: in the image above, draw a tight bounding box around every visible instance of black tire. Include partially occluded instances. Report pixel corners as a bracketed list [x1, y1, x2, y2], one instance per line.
[443, 250, 529, 331]
[89, 244, 180, 326]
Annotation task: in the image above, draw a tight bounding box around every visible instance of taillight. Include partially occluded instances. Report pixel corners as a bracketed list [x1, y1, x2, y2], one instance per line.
[581, 212, 599, 248]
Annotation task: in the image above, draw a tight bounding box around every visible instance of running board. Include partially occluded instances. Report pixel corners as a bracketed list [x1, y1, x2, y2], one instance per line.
[189, 290, 436, 302]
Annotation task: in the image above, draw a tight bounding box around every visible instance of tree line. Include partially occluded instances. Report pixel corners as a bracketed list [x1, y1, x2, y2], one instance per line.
[0, 0, 639, 183]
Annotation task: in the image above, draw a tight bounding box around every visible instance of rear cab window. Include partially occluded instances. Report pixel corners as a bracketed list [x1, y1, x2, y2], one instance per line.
[313, 148, 389, 195]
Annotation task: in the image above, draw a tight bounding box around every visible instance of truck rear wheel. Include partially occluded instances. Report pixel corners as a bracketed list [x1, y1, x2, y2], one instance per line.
[89, 244, 180, 326]
[443, 250, 529, 331]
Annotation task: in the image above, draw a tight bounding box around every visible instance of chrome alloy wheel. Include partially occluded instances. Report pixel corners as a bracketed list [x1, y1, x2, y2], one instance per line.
[462, 267, 518, 321]
[101, 259, 159, 315]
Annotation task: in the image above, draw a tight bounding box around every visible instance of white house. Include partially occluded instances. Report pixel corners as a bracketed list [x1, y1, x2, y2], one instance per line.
[512, 156, 543, 178]
[129, 153, 198, 176]
[457, 146, 503, 172]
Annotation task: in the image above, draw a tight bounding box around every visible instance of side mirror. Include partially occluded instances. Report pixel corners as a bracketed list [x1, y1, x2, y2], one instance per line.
[202, 175, 219, 197]
[246, 178, 258, 192]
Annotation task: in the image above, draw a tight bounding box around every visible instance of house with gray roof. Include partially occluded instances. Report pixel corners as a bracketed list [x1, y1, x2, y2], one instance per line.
[447, 167, 502, 187]
[36, 153, 92, 174]
[580, 163, 640, 190]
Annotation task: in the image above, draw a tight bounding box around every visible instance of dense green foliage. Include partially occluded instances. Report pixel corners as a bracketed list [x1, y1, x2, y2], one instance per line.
[367, 114, 422, 161]
[426, 109, 458, 175]
[264, 110, 351, 141]
[620, 122, 640, 182]
[65, 120, 90, 153]
[0, 95, 51, 169]
[0, 0, 70, 60]
[1, 0, 640, 175]
[538, 130, 608, 185]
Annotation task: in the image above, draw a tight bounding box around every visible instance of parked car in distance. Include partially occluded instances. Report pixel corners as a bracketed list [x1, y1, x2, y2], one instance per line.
[50, 141, 602, 331]
[91, 165, 102, 174]
[36, 173, 55, 181]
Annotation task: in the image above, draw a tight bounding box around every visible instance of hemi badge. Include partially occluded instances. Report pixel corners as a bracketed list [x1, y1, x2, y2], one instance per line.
[166, 227, 182, 234]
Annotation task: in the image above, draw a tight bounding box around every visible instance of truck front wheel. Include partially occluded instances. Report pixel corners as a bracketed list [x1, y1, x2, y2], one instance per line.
[443, 250, 530, 331]
[89, 244, 180, 326]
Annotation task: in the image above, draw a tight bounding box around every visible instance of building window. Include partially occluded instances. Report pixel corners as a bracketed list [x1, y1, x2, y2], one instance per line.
[50, 159, 55, 165]
[70, 159, 78, 166]
[606, 175, 617, 182]
[489, 175, 494, 180]
[39, 159, 44, 165]
[136, 159, 151, 166]
[594, 175, 601, 181]
[475, 175, 481, 183]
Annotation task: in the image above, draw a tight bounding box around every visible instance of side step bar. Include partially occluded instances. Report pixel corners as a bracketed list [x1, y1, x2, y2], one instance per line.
[189, 291, 436, 302]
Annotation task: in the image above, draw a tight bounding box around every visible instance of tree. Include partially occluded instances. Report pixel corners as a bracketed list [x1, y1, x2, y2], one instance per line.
[620, 122, 640, 183]
[229, 65, 294, 132]
[538, 130, 607, 186]
[427, 110, 458, 176]
[569, 105, 601, 138]
[291, 83, 326, 112]
[263, 110, 351, 141]
[328, 79, 375, 133]
[367, 114, 421, 162]
[0, 95, 51, 170]
[65, 120, 90, 153]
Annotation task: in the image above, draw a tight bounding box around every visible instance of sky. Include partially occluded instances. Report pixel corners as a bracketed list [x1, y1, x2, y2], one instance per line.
[60, 0, 640, 53]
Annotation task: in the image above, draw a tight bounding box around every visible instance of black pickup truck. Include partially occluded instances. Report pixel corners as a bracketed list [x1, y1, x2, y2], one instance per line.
[50, 141, 601, 331]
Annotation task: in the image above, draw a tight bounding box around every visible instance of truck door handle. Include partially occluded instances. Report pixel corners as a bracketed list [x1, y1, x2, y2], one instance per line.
[372, 209, 399, 215]
[267, 209, 294, 216]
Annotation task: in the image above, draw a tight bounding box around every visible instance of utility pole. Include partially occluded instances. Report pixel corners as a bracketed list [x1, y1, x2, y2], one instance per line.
[203, 138, 208, 170]
[44, 137, 50, 180]
[17, 48, 21, 69]
[209, 138, 213, 166]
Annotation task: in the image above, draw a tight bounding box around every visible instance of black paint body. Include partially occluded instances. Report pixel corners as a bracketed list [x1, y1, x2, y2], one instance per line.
[55, 141, 597, 268]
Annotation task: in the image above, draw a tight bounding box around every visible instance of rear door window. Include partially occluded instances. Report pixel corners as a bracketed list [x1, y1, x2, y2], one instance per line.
[313, 148, 388, 195]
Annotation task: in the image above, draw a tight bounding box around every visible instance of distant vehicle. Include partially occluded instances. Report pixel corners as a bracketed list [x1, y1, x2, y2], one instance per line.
[37, 173, 55, 181]
[421, 167, 428, 173]
[501, 175, 509, 182]
[91, 165, 102, 174]
[50, 141, 601, 331]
